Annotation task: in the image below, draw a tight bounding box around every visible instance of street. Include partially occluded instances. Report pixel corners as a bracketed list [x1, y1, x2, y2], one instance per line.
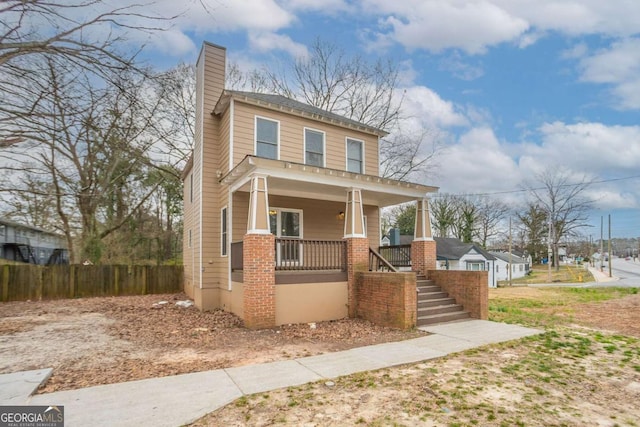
[594, 256, 640, 287]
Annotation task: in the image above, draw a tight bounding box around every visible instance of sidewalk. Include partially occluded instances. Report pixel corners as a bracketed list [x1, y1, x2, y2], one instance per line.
[588, 266, 619, 283]
[2, 320, 541, 427]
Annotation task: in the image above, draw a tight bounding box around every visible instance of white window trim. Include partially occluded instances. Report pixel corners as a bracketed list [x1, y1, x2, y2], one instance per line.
[221, 206, 228, 257]
[303, 127, 326, 167]
[345, 137, 365, 174]
[465, 260, 486, 271]
[254, 115, 280, 160]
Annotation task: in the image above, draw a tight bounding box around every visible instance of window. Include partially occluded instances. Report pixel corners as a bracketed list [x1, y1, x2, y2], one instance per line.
[188, 229, 192, 248]
[346, 138, 363, 173]
[466, 261, 485, 271]
[221, 207, 228, 256]
[304, 128, 325, 166]
[256, 117, 279, 159]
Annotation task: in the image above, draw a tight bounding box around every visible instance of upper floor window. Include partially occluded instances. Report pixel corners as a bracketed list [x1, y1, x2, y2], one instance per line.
[255, 117, 279, 160]
[304, 128, 325, 167]
[346, 138, 364, 173]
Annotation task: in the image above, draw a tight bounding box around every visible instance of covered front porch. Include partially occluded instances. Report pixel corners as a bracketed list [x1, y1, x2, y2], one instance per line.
[222, 156, 438, 328]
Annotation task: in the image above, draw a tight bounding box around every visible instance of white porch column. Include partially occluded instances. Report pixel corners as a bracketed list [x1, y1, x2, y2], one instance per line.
[414, 198, 433, 241]
[344, 188, 366, 238]
[247, 174, 271, 234]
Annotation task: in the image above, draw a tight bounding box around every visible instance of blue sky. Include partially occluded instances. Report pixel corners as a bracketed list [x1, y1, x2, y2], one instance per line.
[125, 0, 640, 238]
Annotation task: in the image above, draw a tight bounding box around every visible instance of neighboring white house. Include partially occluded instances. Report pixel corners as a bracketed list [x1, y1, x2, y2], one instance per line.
[435, 237, 497, 288]
[490, 251, 530, 282]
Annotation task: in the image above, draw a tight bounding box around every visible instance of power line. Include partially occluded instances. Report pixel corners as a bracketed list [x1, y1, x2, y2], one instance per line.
[431, 174, 640, 198]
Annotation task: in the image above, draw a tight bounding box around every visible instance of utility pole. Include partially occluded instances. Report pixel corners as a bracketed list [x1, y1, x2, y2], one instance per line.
[600, 216, 604, 272]
[547, 217, 552, 282]
[508, 217, 513, 287]
[608, 214, 612, 278]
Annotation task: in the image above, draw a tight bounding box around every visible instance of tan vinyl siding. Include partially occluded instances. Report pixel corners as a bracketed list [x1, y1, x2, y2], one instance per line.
[364, 205, 380, 248]
[232, 191, 249, 243]
[231, 101, 379, 174]
[219, 106, 231, 175]
[190, 42, 227, 296]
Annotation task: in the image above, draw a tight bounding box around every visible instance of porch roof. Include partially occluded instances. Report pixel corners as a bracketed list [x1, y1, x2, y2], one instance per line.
[221, 156, 438, 207]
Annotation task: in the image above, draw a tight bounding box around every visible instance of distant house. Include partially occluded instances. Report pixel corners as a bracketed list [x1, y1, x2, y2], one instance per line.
[435, 237, 497, 288]
[489, 251, 529, 282]
[0, 218, 68, 265]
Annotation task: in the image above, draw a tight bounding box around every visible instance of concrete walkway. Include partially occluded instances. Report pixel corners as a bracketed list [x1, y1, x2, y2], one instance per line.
[2, 320, 541, 427]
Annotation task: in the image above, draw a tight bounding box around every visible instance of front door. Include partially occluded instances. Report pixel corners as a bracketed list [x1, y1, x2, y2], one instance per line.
[269, 208, 303, 266]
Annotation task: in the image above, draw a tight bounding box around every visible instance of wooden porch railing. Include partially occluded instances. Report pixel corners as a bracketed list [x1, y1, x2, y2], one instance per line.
[369, 248, 398, 272]
[230, 239, 346, 272]
[378, 244, 412, 268]
[275, 238, 346, 271]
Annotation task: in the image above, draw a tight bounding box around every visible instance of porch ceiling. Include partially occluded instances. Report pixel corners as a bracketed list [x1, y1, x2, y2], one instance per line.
[221, 156, 438, 207]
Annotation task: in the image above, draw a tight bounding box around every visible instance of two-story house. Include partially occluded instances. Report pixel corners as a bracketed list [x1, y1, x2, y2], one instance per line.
[183, 42, 441, 329]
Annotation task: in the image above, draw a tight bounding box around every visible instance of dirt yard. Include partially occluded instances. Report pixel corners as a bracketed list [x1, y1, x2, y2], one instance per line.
[0, 293, 424, 393]
[2, 288, 640, 426]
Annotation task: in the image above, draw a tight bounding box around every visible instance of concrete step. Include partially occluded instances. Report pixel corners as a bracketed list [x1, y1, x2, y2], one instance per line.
[417, 310, 471, 326]
[417, 291, 448, 300]
[418, 304, 464, 316]
[418, 297, 457, 308]
[417, 285, 441, 293]
[416, 279, 434, 286]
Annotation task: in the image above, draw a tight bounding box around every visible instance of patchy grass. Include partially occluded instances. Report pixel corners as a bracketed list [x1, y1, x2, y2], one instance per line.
[192, 328, 640, 426]
[489, 286, 639, 328]
[499, 264, 594, 285]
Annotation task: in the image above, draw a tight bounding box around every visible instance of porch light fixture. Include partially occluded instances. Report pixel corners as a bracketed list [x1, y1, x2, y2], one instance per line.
[337, 211, 345, 220]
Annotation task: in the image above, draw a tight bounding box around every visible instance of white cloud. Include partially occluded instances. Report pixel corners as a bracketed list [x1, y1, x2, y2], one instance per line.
[361, 1, 640, 54]
[281, 0, 353, 14]
[495, 0, 640, 38]
[438, 52, 484, 81]
[561, 42, 589, 60]
[532, 121, 640, 173]
[400, 86, 469, 130]
[433, 127, 520, 194]
[175, 0, 294, 33]
[363, 0, 529, 54]
[247, 32, 308, 57]
[145, 30, 196, 56]
[577, 38, 640, 109]
[585, 188, 638, 210]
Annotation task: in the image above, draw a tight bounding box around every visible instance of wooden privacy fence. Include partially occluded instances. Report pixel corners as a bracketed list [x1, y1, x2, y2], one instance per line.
[0, 264, 183, 302]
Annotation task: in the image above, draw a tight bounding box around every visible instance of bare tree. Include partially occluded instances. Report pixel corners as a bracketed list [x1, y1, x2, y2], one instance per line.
[0, 56, 182, 263]
[524, 168, 594, 270]
[0, 0, 166, 68]
[148, 63, 197, 169]
[475, 197, 510, 248]
[0, 0, 172, 146]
